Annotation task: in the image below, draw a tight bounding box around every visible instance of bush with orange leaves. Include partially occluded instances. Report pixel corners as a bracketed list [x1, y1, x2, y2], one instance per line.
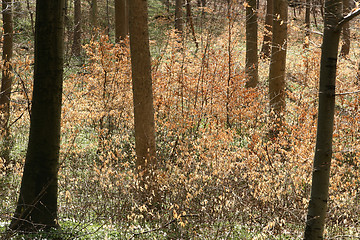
[59, 29, 360, 237]
[2, 27, 360, 238]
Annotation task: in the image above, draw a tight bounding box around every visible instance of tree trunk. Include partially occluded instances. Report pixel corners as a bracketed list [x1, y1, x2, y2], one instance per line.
[72, 0, 82, 56]
[340, 0, 350, 57]
[260, 0, 273, 59]
[115, 0, 128, 42]
[0, 0, 13, 167]
[268, 0, 288, 135]
[304, 0, 311, 48]
[90, 0, 97, 30]
[245, 0, 259, 87]
[186, 0, 198, 48]
[26, 0, 35, 36]
[357, 61, 360, 85]
[304, 0, 342, 237]
[129, 0, 158, 206]
[175, 0, 184, 35]
[9, 0, 65, 232]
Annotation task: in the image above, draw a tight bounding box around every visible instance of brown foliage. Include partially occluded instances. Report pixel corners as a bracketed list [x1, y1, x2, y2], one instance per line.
[2, 19, 360, 237]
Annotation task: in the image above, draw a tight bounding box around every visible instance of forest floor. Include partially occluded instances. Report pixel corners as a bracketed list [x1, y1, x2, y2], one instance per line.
[1, 1, 360, 239]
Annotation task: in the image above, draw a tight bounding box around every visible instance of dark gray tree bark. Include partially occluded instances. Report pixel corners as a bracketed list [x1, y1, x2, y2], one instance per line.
[304, 0, 342, 237]
[9, 0, 65, 232]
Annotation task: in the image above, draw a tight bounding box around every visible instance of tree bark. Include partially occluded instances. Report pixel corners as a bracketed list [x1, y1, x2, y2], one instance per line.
[26, 0, 35, 36]
[90, 0, 98, 30]
[304, 0, 311, 48]
[129, 0, 158, 205]
[186, 0, 198, 48]
[245, 0, 259, 87]
[268, 0, 288, 135]
[9, 0, 65, 232]
[115, 0, 128, 42]
[260, 0, 273, 59]
[340, 0, 350, 57]
[0, 0, 13, 166]
[357, 61, 360, 85]
[175, 0, 184, 35]
[304, 0, 342, 237]
[72, 0, 82, 56]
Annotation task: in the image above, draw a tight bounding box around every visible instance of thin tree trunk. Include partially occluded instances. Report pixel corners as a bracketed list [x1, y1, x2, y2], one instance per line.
[0, 0, 13, 167]
[26, 0, 35, 35]
[129, 0, 159, 206]
[90, 0, 98, 30]
[357, 61, 360, 85]
[115, 0, 128, 42]
[175, 0, 184, 36]
[9, 0, 65, 232]
[245, 0, 259, 87]
[340, 0, 350, 57]
[304, 0, 342, 237]
[268, 0, 288, 136]
[72, 0, 82, 56]
[226, 0, 232, 128]
[260, 0, 273, 59]
[304, 0, 311, 48]
[186, 0, 198, 48]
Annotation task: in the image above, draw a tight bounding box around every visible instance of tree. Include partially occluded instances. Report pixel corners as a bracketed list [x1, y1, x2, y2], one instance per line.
[72, 0, 82, 56]
[25, 0, 35, 35]
[129, 0, 158, 204]
[115, 0, 128, 42]
[245, 0, 258, 87]
[304, 0, 311, 48]
[186, 0, 198, 48]
[303, 3, 360, 239]
[175, 0, 184, 35]
[0, 0, 14, 166]
[9, 0, 65, 232]
[268, 0, 288, 135]
[339, 0, 350, 57]
[90, 0, 97, 30]
[260, 0, 273, 59]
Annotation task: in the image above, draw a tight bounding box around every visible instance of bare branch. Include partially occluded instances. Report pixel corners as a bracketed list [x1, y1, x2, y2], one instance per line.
[335, 8, 360, 31]
[335, 89, 360, 96]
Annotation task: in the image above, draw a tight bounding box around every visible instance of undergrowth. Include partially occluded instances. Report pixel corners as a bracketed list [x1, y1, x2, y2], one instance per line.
[1, 1, 360, 239]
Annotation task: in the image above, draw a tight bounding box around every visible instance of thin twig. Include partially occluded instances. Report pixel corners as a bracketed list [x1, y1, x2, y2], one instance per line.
[335, 90, 360, 96]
